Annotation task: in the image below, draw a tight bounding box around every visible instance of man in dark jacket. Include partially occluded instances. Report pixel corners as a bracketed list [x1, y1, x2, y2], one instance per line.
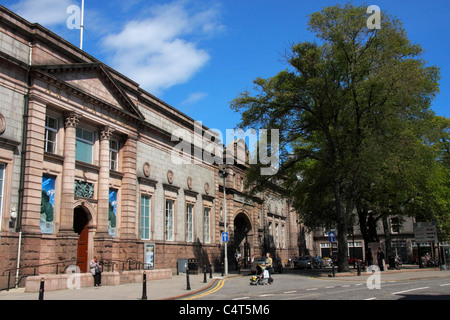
[377, 247, 385, 271]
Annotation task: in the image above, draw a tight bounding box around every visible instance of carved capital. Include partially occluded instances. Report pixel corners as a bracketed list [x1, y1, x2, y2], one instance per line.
[64, 112, 82, 128]
[100, 126, 115, 141]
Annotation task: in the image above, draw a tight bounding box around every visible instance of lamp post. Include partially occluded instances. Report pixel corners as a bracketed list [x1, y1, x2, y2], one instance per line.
[219, 166, 228, 276]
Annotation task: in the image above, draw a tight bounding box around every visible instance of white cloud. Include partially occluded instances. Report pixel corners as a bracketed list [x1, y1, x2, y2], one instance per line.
[181, 92, 208, 106]
[10, 0, 73, 26]
[101, 0, 222, 95]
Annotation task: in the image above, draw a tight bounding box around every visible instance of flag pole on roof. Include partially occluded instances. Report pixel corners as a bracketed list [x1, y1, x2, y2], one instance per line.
[80, 0, 85, 50]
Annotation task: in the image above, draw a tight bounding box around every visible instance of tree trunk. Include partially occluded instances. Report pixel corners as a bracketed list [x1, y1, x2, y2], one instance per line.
[334, 179, 350, 272]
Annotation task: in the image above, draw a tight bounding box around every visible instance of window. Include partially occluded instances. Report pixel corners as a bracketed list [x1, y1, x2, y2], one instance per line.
[76, 127, 94, 164]
[268, 221, 273, 247]
[275, 223, 279, 248]
[141, 195, 151, 240]
[186, 204, 194, 243]
[110, 139, 119, 171]
[165, 199, 174, 241]
[44, 116, 58, 153]
[204, 207, 210, 243]
[281, 224, 285, 248]
[0, 163, 4, 230]
[391, 217, 401, 234]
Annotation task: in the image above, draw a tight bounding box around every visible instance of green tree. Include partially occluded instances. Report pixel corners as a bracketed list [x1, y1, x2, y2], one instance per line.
[231, 3, 440, 272]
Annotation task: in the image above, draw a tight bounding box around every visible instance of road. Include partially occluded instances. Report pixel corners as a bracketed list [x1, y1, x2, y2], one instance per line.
[182, 268, 450, 300]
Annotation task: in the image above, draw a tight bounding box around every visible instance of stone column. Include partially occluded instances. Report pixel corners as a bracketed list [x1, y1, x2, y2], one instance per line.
[119, 136, 137, 241]
[95, 126, 114, 238]
[20, 99, 46, 234]
[58, 111, 81, 235]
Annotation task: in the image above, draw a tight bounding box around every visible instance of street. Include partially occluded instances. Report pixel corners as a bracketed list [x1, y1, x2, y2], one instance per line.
[182, 268, 450, 300]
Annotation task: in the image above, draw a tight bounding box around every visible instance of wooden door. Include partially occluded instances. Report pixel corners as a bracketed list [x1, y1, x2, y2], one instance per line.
[77, 224, 89, 273]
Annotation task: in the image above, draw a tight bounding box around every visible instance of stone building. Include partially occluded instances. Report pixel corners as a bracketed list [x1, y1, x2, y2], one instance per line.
[0, 5, 301, 288]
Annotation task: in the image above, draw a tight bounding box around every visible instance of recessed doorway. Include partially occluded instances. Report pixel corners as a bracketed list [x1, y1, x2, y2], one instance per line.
[73, 206, 90, 273]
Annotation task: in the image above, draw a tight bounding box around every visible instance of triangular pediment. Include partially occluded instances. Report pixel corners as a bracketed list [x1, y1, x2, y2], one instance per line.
[35, 63, 144, 120]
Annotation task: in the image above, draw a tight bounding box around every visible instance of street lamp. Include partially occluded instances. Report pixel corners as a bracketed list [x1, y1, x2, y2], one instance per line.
[219, 165, 228, 276]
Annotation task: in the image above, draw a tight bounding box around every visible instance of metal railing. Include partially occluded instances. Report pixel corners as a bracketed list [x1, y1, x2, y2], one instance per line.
[1, 260, 78, 291]
[1, 258, 151, 291]
[99, 258, 153, 273]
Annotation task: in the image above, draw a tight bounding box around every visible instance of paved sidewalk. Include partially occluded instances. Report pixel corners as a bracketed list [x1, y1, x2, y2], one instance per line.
[0, 272, 231, 300]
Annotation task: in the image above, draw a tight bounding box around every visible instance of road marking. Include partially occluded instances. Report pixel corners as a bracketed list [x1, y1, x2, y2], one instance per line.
[260, 294, 274, 297]
[284, 291, 297, 294]
[307, 288, 318, 291]
[354, 283, 363, 286]
[365, 297, 377, 300]
[341, 285, 350, 288]
[325, 286, 335, 289]
[182, 279, 225, 300]
[392, 287, 429, 295]
[440, 283, 450, 287]
[233, 297, 250, 300]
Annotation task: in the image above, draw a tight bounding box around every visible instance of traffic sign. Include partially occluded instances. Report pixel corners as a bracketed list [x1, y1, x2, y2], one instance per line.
[221, 232, 229, 243]
[328, 231, 336, 243]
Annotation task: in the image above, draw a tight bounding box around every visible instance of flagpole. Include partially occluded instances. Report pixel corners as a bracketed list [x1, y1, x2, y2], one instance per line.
[80, 0, 84, 50]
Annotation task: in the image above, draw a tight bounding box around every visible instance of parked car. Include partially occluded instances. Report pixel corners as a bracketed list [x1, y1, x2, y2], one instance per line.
[250, 256, 283, 273]
[294, 256, 313, 269]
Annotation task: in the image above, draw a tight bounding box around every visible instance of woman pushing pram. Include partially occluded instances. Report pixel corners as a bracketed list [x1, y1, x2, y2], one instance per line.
[249, 253, 274, 285]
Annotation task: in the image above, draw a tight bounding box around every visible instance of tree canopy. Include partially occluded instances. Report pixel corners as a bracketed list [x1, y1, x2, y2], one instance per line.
[231, 3, 446, 271]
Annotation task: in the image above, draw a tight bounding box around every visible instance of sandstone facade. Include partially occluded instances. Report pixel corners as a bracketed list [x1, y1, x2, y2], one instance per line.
[0, 5, 301, 288]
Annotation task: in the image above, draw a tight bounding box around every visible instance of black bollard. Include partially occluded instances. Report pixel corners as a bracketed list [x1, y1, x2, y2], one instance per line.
[203, 265, 207, 283]
[357, 262, 361, 276]
[141, 272, 147, 300]
[221, 262, 224, 277]
[332, 263, 336, 277]
[209, 264, 212, 279]
[38, 278, 45, 300]
[186, 267, 191, 290]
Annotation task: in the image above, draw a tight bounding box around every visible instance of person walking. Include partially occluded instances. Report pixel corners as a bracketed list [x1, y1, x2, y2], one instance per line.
[377, 247, 385, 271]
[265, 252, 273, 284]
[89, 256, 102, 287]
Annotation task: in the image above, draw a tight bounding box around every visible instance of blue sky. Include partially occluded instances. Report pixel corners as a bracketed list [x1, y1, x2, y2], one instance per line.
[2, 0, 449, 137]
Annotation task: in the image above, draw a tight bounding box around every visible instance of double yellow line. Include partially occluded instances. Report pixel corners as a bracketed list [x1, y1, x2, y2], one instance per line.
[182, 279, 226, 300]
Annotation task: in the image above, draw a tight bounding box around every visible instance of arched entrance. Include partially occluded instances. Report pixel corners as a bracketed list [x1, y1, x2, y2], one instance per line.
[234, 212, 252, 268]
[73, 206, 90, 273]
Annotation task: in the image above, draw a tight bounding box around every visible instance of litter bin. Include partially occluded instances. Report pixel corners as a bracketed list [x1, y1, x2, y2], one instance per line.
[177, 259, 188, 275]
[188, 258, 199, 274]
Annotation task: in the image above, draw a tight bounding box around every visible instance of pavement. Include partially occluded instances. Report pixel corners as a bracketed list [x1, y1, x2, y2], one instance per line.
[0, 265, 448, 300]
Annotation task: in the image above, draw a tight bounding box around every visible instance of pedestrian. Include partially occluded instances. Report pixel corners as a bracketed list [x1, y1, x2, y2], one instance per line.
[366, 248, 373, 267]
[265, 252, 273, 284]
[377, 247, 385, 271]
[89, 256, 102, 287]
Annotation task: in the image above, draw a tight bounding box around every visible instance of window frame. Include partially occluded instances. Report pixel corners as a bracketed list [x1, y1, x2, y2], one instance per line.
[109, 139, 119, 171]
[44, 115, 58, 154]
[165, 199, 174, 241]
[75, 127, 95, 164]
[186, 203, 194, 243]
[0, 163, 5, 231]
[203, 206, 211, 243]
[140, 194, 151, 240]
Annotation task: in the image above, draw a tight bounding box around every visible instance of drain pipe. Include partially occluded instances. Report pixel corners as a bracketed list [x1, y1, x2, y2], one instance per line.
[15, 41, 33, 287]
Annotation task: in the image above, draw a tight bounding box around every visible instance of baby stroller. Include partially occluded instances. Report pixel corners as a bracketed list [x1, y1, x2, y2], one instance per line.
[250, 265, 269, 285]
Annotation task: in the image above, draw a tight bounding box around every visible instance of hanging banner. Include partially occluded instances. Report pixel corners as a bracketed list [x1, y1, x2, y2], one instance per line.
[108, 189, 117, 237]
[41, 175, 55, 234]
